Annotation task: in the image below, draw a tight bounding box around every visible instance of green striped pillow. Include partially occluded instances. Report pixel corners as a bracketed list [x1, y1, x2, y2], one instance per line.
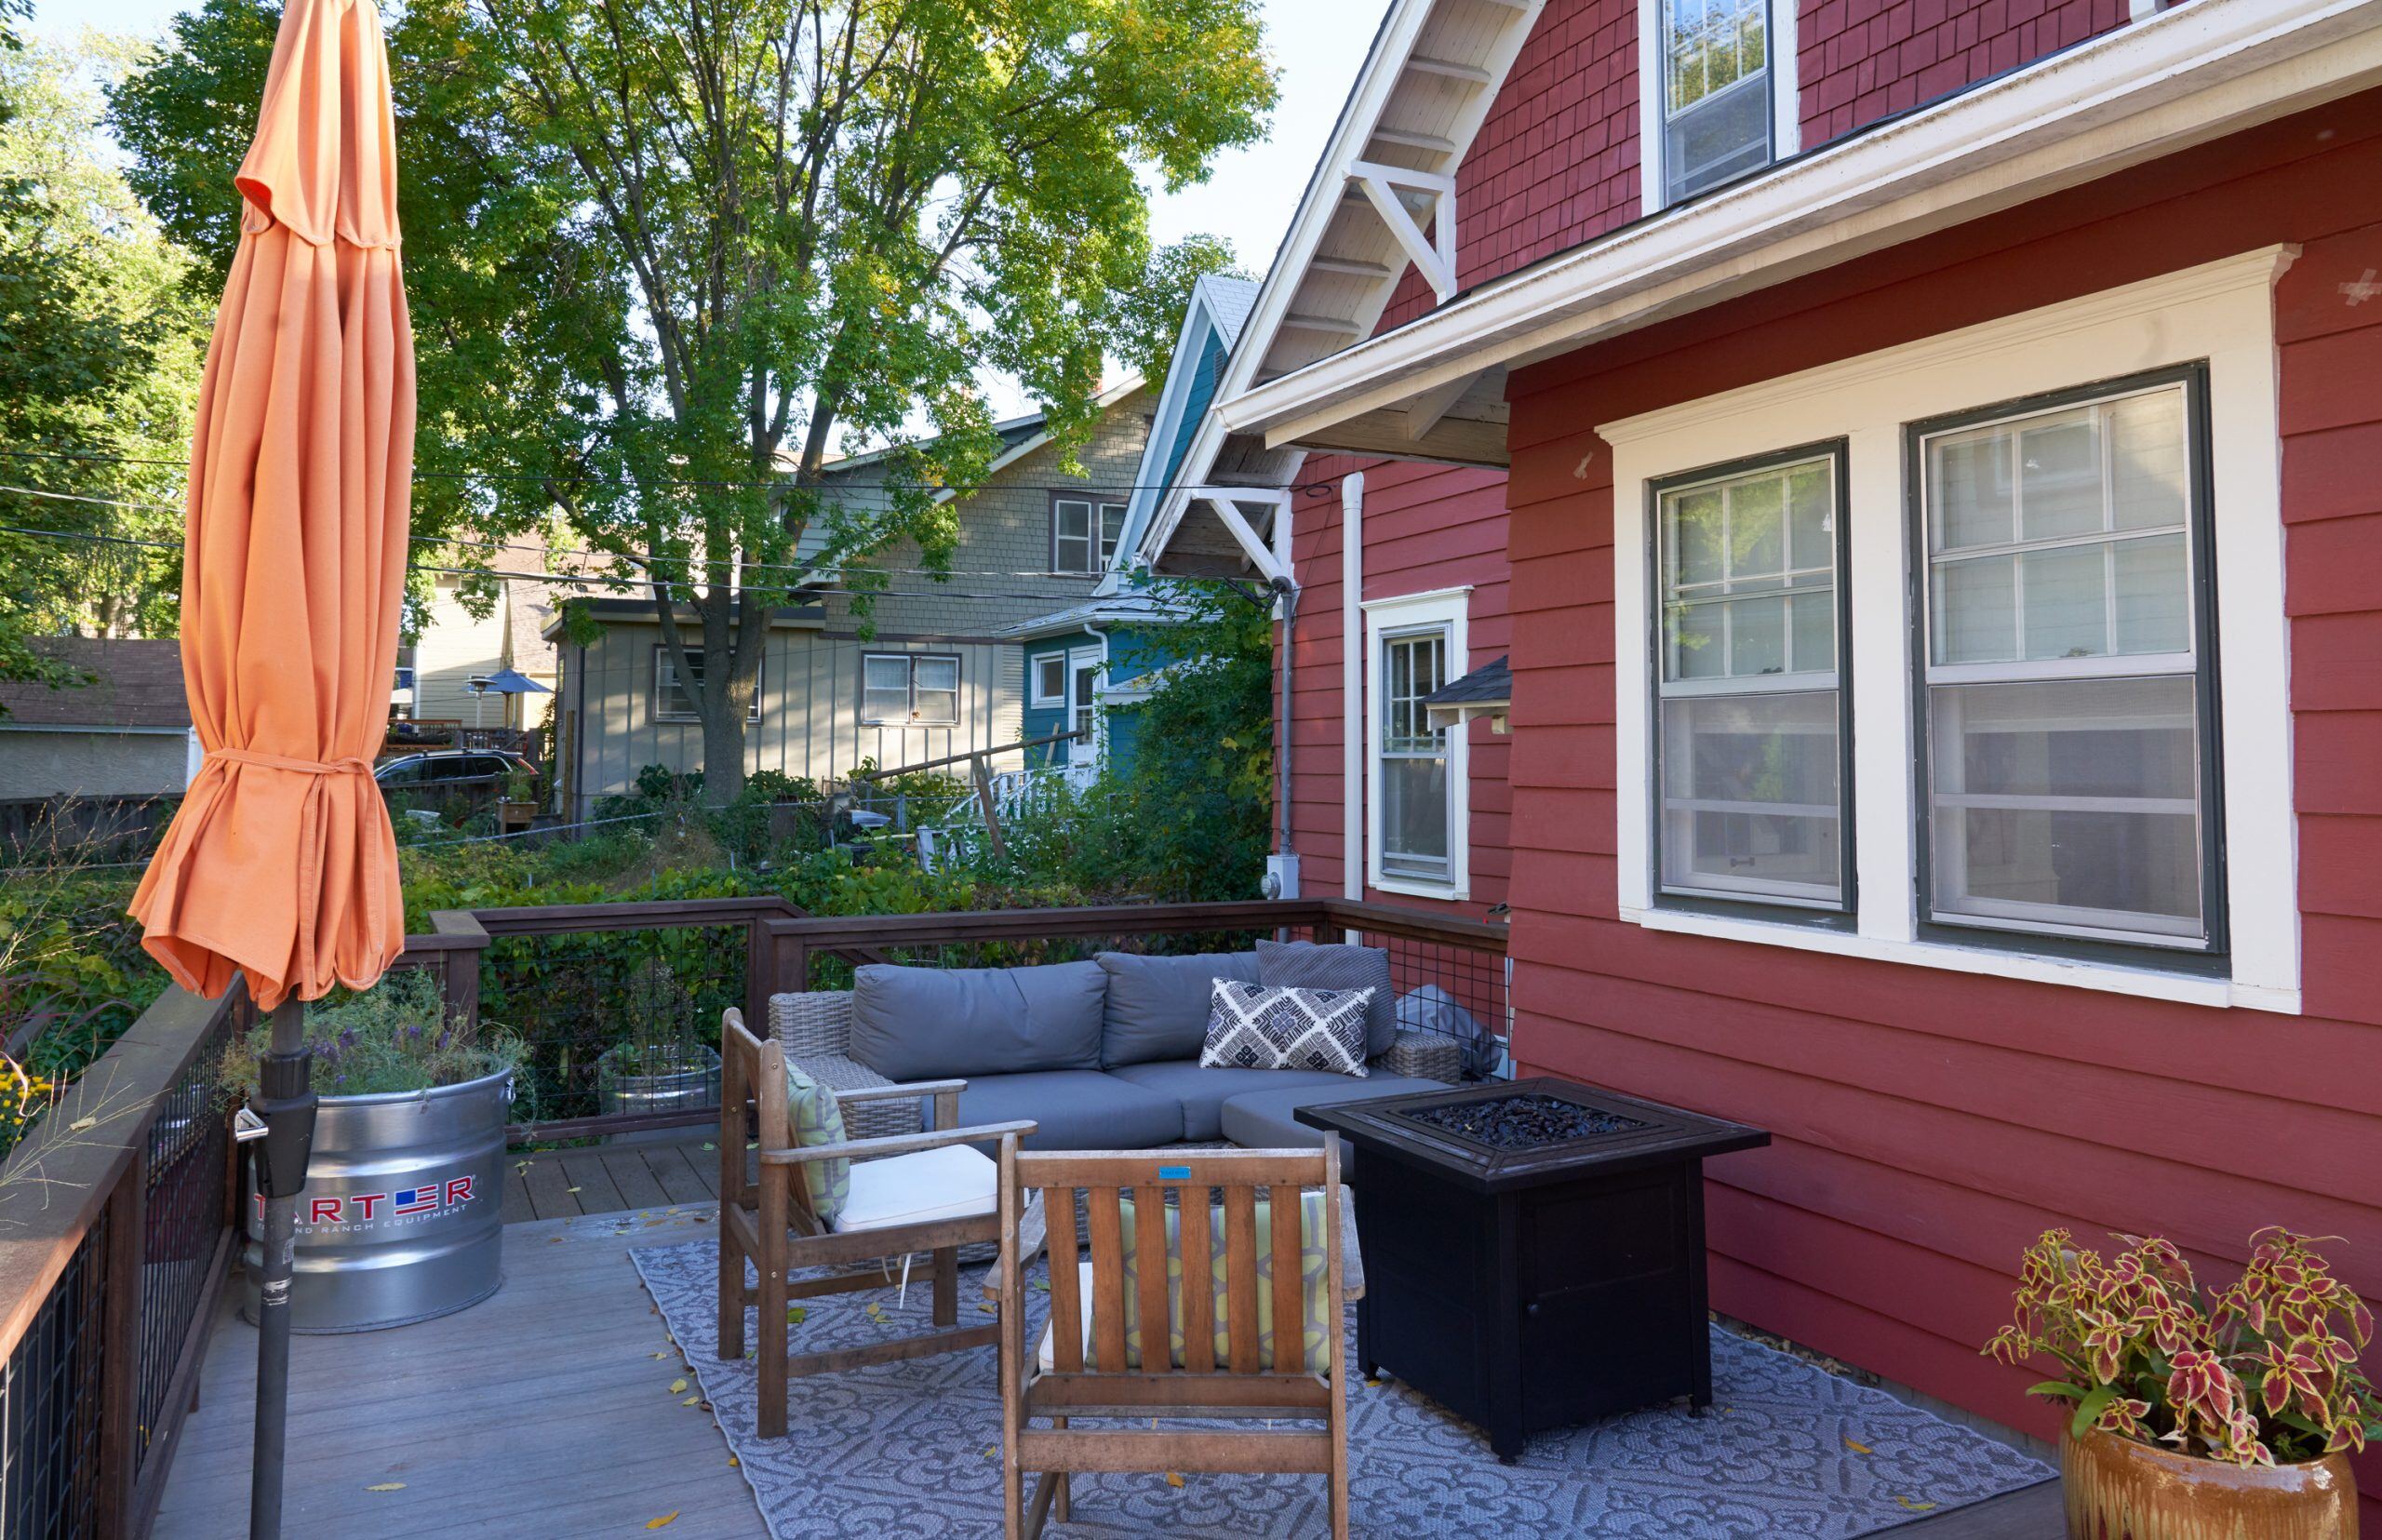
[783, 1062, 850, 1225]
[1108, 1191, 1333, 1374]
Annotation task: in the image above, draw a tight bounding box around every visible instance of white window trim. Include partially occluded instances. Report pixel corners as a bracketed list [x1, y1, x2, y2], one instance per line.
[1364, 585, 1472, 901]
[1602, 248, 2299, 1012]
[1637, 0, 1800, 218]
[1029, 651, 1067, 709]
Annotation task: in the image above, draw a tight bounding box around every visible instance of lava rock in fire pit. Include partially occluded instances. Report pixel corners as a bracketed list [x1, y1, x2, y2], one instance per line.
[1398, 1092, 1650, 1150]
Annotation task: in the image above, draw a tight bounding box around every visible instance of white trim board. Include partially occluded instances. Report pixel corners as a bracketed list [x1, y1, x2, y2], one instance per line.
[1363, 585, 1474, 901]
[1605, 249, 2299, 1011]
[1222, 0, 2382, 448]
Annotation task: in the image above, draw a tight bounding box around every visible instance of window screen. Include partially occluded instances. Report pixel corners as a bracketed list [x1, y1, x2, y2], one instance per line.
[1918, 378, 2216, 948]
[1655, 450, 1846, 908]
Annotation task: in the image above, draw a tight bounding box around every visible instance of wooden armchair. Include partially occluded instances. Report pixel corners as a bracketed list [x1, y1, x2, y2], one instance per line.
[716, 1008, 1035, 1439]
[995, 1142, 1349, 1539]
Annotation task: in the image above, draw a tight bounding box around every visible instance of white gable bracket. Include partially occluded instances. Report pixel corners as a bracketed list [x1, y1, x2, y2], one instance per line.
[1192, 489, 1292, 587]
[1346, 161, 1458, 303]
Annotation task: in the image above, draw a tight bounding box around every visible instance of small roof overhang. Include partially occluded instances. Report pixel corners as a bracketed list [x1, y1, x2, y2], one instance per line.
[1217, 0, 2382, 466]
[1000, 595, 1196, 642]
[540, 597, 826, 641]
[1424, 654, 1510, 732]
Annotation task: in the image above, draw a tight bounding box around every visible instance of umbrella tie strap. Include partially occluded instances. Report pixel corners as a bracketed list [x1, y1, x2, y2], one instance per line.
[209, 747, 385, 996]
[214, 747, 376, 776]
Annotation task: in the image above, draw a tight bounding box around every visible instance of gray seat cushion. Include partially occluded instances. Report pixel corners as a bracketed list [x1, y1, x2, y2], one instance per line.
[850, 961, 1106, 1081]
[1256, 939, 1397, 1058]
[954, 1071, 1185, 1153]
[1218, 1074, 1448, 1149]
[1105, 1059, 1363, 1142]
[1095, 950, 1262, 1066]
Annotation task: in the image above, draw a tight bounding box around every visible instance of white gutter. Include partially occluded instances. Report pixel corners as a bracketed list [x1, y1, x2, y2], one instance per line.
[1339, 474, 1364, 901]
[1219, 0, 2382, 444]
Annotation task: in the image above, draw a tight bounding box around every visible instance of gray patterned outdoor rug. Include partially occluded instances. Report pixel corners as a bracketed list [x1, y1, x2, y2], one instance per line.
[632, 1239, 2050, 1537]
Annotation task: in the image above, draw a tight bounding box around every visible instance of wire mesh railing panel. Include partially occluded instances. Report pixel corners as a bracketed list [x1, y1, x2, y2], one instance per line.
[481, 924, 748, 1123]
[135, 1013, 234, 1475]
[0, 1211, 108, 1540]
[1369, 931, 1513, 1080]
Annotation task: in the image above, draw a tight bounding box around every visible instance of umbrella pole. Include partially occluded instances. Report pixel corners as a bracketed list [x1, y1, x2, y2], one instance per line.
[250, 996, 317, 1540]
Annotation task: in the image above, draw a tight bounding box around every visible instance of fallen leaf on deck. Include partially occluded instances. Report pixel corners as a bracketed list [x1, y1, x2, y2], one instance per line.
[787, 1306, 806, 1324]
[68, 1117, 95, 1132]
[365, 1483, 405, 1493]
[982, 1446, 997, 1459]
[978, 1302, 996, 1315]
[670, 1378, 689, 1394]
[682, 1396, 703, 1407]
[1843, 1438, 1872, 1454]
[728, 1456, 739, 1467]
[565, 1186, 582, 1193]
[702, 1144, 716, 1151]
[1165, 1473, 1184, 1489]
[1895, 1497, 1937, 1512]
[645, 1514, 677, 1530]
[651, 1351, 667, 1359]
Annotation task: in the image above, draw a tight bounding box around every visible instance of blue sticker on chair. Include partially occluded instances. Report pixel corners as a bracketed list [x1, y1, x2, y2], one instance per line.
[1157, 1166, 1191, 1180]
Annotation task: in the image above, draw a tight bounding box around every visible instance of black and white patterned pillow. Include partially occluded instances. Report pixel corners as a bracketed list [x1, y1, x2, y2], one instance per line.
[1198, 980, 1372, 1078]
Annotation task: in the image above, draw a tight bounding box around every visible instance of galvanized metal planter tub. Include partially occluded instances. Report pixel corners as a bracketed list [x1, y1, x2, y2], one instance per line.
[596, 1043, 720, 1122]
[241, 1062, 511, 1333]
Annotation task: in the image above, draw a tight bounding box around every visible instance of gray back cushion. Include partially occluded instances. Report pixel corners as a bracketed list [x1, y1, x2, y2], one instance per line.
[849, 961, 1106, 1081]
[1094, 951, 1263, 1066]
[1256, 940, 1396, 1058]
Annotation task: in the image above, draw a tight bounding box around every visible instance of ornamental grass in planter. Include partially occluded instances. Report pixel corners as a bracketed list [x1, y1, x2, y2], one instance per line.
[1986, 1227, 2378, 1538]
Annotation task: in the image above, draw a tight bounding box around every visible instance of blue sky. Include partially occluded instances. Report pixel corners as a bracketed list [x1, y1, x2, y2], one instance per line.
[28, 0, 1369, 300]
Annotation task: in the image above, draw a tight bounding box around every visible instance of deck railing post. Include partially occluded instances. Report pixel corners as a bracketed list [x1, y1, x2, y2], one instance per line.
[97, 1149, 146, 1537]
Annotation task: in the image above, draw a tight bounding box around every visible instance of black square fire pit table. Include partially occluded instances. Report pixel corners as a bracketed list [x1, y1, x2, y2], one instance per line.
[1296, 1076, 1769, 1460]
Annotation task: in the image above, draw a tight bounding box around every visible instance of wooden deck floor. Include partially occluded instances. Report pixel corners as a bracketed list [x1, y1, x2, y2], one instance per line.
[153, 1205, 765, 1540]
[152, 1139, 2064, 1538]
[502, 1133, 724, 1223]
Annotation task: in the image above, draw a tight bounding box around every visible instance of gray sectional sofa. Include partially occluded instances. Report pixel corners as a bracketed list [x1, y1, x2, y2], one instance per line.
[767, 946, 1461, 1150]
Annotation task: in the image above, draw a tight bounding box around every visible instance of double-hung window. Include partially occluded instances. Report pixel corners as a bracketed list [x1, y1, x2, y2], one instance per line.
[1653, 446, 1851, 913]
[1656, 0, 1773, 205]
[1365, 588, 1470, 897]
[860, 652, 960, 726]
[1913, 370, 2221, 955]
[1052, 499, 1128, 574]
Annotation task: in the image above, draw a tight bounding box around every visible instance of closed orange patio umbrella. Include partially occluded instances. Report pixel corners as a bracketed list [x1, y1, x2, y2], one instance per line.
[125, 0, 412, 1530]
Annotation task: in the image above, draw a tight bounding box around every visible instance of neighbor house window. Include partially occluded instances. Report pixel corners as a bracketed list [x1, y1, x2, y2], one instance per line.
[861, 652, 961, 726]
[654, 646, 759, 723]
[1653, 445, 1850, 912]
[1052, 498, 1128, 574]
[1030, 652, 1066, 708]
[1364, 588, 1470, 897]
[1914, 370, 2220, 952]
[1658, 0, 1772, 204]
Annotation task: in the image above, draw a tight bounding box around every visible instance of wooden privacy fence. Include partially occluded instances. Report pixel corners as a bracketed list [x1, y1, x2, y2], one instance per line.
[0, 985, 247, 1540]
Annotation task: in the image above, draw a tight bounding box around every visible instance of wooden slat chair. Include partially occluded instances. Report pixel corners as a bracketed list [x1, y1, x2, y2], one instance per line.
[995, 1142, 1349, 1539]
[716, 1009, 1035, 1439]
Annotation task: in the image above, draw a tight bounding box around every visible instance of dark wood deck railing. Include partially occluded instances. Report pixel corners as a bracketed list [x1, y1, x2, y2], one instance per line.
[0, 984, 247, 1540]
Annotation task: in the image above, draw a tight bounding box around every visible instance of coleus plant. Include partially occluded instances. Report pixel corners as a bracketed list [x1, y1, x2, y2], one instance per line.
[1986, 1227, 2382, 1466]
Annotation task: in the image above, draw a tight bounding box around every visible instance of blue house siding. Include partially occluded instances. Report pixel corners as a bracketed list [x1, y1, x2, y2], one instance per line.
[1020, 631, 1081, 766]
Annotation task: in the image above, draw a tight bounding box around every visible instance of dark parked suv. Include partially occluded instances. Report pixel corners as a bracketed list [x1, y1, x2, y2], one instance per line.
[375, 750, 538, 820]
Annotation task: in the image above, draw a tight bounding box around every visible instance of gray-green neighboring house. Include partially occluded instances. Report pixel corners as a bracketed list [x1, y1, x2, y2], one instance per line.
[546, 380, 1153, 818]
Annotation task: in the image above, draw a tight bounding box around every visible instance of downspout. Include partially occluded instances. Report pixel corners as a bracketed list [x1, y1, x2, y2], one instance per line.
[1340, 474, 1364, 900]
[1079, 622, 1104, 771]
[1272, 494, 1297, 861]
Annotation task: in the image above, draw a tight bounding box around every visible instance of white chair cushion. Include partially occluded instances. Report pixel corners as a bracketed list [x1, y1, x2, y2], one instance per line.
[1037, 1262, 1096, 1373]
[831, 1144, 997, 1234]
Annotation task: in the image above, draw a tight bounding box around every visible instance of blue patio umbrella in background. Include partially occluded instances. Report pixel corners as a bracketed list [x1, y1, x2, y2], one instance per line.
[464, 666, 551, 728]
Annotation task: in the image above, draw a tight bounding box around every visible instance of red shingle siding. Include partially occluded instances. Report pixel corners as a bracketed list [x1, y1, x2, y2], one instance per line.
[1282, 454, 1511, 920]
[1377, 0, 1642, 333]
[1796, 0, 2131, 148]
[1498, 90, 2382, 1521]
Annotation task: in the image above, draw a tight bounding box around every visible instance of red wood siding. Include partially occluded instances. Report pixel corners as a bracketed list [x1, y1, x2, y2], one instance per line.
[1797, 0, 2131, 146]
[1378, 0, 1642, 333]
[1282, 454, 1511, 921]
[1498, 89, 2382, 1518]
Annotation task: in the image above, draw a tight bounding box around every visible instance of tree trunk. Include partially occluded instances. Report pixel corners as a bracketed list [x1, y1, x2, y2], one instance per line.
[701, 705, 747, 807]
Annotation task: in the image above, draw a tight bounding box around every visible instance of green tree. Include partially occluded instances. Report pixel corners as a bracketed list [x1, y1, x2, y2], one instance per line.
[115, 0, 1274, 800]
[0, 33, 207, 708]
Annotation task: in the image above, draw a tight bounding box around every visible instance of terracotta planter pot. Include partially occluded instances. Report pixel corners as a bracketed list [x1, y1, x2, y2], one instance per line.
[2062, 1426, 2360, 1540]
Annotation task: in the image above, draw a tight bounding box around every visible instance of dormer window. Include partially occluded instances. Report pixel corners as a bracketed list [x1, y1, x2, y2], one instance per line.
[1656, 0, 1775, 205]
